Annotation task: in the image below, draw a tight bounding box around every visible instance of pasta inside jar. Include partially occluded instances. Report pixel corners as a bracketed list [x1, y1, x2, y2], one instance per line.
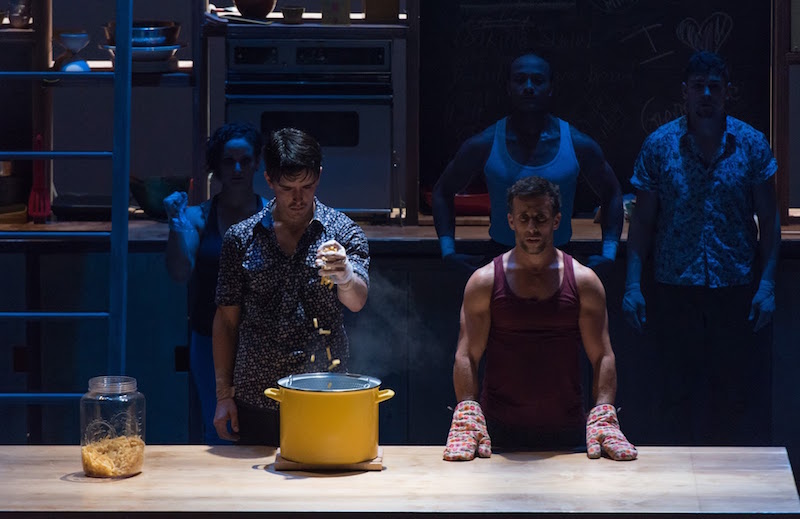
[81, 435, 145, 478]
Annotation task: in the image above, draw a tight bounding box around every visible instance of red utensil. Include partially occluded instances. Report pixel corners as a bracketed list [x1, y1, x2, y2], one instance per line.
[27, 133, 51, 223]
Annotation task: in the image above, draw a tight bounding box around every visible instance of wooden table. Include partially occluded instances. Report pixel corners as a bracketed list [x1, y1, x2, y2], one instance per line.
[0, 445, 798, 517]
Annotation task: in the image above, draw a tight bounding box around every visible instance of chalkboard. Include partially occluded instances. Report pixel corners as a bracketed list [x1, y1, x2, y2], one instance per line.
[419, 0, 771, 212]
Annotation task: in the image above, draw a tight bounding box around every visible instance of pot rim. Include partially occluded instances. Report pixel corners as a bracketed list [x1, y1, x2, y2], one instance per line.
[276, 372, 382, 392]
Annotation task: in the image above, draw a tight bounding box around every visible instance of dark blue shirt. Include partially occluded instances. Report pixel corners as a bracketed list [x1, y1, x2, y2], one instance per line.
[631, 116, 776, 287]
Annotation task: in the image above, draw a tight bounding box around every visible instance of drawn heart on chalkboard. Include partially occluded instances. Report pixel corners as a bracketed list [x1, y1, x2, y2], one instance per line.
[675, 12, 733, 53]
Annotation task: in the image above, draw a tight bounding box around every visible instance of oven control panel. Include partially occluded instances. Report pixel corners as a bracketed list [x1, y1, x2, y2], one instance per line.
[233, 45, 279, 67]
[296, 46, 385, 66]
[228, 39, 391, 74]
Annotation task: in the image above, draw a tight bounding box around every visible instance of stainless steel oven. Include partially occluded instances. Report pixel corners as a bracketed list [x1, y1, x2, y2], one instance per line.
[226, 38, 398, 216]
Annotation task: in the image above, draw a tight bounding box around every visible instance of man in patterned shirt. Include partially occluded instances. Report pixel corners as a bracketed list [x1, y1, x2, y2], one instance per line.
[623, 51, 779, 445]
[212, 128, 370, 445]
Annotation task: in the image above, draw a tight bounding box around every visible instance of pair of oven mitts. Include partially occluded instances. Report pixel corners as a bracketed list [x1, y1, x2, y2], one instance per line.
[442, 401, 637, 462]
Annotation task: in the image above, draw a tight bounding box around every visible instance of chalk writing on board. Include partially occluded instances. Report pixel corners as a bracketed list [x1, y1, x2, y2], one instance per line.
[590, 0, 639, 14]
[461, 2, 576, 14]
[578, 89, 628, 140]
[675, 11, 733, 52]
[419, 0, 769, 196]
[640, 97, 686, 135]
[587, 64, 634, 86]
[458, 18, 592, 50]
[620, 24, 674, 65]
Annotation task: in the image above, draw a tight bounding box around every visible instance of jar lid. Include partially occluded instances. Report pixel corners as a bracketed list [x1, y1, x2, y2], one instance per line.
[277, 372, 381, 392]
[88, 375, 137, 393]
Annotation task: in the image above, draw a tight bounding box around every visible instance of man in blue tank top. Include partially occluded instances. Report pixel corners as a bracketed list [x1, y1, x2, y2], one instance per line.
[443, 176, 636, 461]
[432, 53, 623, 271]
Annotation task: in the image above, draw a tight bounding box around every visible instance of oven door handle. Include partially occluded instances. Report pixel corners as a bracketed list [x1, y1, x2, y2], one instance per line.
[225, 94, 393, 104]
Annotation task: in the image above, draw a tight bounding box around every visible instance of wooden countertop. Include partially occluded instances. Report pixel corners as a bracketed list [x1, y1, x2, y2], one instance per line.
[0, 445, 798, 516]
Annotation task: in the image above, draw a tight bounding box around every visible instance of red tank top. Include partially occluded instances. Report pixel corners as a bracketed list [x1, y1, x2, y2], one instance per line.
[480, 252, 585, 431]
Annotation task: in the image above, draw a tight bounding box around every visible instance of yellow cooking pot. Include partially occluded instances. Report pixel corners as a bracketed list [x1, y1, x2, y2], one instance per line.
[264, 372, 394, 465]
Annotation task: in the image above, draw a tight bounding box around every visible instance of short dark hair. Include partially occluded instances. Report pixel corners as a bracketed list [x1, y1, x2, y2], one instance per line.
[685, 51, 729, 83]
[264, 128, 322, 183]
[508, 52, 553, 82]
[205, 121, 262, 173]
[507, 176, 561, 215]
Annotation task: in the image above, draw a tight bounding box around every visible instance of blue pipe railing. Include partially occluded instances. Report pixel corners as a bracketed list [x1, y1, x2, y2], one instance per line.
[0, 232, 111, 239]
[0, 312, 110, 319]
[0, 152, 112, 160]
[109, 0, 132, 376]
[0, 393, 83, 403]
[0, 71, 115, 80]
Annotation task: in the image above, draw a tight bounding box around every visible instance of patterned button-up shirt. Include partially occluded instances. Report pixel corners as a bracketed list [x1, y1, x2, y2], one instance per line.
[631, 116, 776, 287]
[215, 198, 370, 409]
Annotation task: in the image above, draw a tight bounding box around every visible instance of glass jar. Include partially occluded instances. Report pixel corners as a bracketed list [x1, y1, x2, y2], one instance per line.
[80, 376, 146, 478]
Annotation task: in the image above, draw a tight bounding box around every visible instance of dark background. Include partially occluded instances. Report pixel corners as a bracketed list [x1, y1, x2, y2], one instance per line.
[419, 0, 771, 213]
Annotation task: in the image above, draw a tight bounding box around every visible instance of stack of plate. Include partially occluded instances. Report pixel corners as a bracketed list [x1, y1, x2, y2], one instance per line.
[101, 21, 185, 73]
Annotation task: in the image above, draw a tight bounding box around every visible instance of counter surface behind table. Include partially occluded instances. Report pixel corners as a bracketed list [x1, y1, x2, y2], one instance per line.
[0, 445, 798, 517]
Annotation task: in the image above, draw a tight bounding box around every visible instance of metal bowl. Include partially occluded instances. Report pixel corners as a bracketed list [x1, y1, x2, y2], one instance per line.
[101, 44, 183, 62]
[103, 20, 181, 47]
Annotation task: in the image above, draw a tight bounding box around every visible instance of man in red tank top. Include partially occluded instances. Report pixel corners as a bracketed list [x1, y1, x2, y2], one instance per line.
[443, 176, 636, 462]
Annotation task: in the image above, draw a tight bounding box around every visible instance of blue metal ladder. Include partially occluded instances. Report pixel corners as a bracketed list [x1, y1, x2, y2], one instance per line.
[0, 0, 133, 407]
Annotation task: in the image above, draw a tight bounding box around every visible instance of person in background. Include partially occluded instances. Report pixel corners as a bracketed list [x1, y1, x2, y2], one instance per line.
[623, 51, 779, 445]
[443, 176, 637, 462]
[164, 121, 268, 444]
[212, 127, 370, 445]
[432, 52, 623, 272]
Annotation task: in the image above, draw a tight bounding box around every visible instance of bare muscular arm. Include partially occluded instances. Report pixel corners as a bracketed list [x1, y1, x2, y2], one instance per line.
[433, 128, 495, 257]
[571, 127, 623, 259]
[574, 259, 617, 405]
[452, 262, 495, 401]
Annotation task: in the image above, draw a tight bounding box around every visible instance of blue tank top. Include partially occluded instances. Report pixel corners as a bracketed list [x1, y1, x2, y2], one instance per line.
[484, 117, 580, 247]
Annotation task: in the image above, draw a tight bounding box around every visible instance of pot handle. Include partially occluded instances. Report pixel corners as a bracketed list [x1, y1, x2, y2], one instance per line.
[376, 388, 395, 403]
[263, 387, 282, 402]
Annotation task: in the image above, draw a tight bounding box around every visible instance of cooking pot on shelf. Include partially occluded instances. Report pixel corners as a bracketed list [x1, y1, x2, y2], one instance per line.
[264, 372, 394, 465]
[103, 20, 181, 47]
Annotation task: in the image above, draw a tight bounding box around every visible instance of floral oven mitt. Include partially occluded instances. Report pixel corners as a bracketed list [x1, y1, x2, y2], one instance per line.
[443, 400, 492, 461]
[586, 404, 638, 461]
